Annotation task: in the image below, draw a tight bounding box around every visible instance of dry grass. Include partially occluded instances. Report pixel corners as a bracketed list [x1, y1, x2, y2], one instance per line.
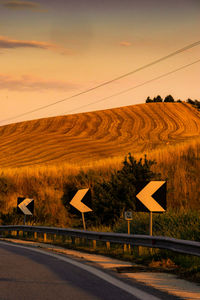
[0, 136, 200, 213]
[0, 102, 200, 168]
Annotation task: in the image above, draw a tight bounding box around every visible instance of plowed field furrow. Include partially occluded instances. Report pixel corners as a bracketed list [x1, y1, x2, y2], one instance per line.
[143, 104, 169, 142]
[181, 101, 200, 120]
[83, 112, 102, 137]
[112, 109, 135, 143]
[1, 139, 126, 168]
[108, 110, 123, 139]
[154, 104, 184, 141]
[124, 107, 145, 142]
[139, 105, 158, 141]
[92, 110, 116, 141]
[137, 105, 158, 141]
[123, 107, 139, 140]
[163, 109, 185, 138]
[181, 107, 200, 135]
[0, 103, 200, 167]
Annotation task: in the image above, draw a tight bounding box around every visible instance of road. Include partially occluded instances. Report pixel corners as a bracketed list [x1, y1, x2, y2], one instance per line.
[0, 241, 180, 300]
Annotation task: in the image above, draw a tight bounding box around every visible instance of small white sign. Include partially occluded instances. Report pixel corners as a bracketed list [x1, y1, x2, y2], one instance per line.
[124, 211, 132, 220]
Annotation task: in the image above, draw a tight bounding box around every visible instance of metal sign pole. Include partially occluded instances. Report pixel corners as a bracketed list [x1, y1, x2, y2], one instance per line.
[82, 212, 86, 230]
[127, 220, 130, 235]
[149, 212, 152, 236]
[127, 219, 131, 252]
[24, 214, 26, 225]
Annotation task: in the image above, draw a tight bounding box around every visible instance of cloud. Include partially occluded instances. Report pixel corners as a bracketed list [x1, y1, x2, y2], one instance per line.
[0, 74, 79, 91]
[120, 41, 132, 47]
[0, 35, 56, 50]
[2, 0, 42, 11]
[0, 35, 75, 55]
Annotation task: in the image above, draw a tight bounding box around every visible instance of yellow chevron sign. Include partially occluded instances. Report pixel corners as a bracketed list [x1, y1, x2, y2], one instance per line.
[136, 181, 166, 212]
[70, 189, 92, 213]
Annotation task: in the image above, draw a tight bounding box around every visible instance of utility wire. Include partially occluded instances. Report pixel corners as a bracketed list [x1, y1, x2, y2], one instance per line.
[1, 40, 200, 124]
[64, 58, 200, 114]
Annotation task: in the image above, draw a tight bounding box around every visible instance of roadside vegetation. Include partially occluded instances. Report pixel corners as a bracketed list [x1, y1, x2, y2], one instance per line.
[0, 138, 200, 242]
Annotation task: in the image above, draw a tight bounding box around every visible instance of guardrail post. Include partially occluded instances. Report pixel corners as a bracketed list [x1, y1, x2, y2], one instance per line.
[62, 235, 66, 243]
[123, 243, 131, 254]
[71, 236, 75, 245]
[137, 246, 142, 255]
[43, 233, 47, 243]
[81, 238, 86, 246]
[93, 240, 96, 250]
[106, 241, 110, 250]
[34, 232, 37, 240]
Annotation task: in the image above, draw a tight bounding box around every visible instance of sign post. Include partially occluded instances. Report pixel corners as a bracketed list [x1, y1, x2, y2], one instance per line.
[81, 212, 86, 231]
[70, 188, 92, 230]
[149, 211, 152, 236]
[124, 211, 132, 252]
[136, 181, 166, 236]
[124, 211, 132, 235]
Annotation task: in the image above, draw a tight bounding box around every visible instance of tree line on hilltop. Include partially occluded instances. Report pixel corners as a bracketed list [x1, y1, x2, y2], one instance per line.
[145, 95, 200, 110]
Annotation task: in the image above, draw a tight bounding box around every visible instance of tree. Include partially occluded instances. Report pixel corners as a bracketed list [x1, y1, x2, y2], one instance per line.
[92, 153, 160, 225]
[194, 100, 200, 110]
[164, 95, 174, 102]
[153, 95, 163, 102]
[146, 96, 153, 103]
[187, 98, 195, 105]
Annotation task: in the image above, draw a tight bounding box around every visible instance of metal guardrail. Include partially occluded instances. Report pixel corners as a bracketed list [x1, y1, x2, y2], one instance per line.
[0, 225, 200, 257]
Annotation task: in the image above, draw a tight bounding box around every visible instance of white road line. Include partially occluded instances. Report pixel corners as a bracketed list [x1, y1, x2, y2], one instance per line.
[0, 241, 161, 300]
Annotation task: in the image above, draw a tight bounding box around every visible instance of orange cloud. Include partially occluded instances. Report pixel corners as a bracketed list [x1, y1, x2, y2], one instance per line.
[0, 35, 57, 50]
[0, 35, 75, 55]
[120, 41, 132, 47]
[2, 0, 41, 11]
[0, 74, 79, 91]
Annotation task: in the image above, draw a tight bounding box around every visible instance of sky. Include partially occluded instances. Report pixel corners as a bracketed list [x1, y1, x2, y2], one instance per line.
[0, 0, 200, 125]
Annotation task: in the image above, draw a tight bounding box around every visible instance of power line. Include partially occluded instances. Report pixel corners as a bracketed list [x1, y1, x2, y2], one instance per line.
[64, 58, 200, 114]
[1, 40, 200, 124]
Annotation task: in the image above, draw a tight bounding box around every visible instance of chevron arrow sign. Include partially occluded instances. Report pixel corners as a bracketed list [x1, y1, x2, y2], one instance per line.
[17, 197, 34, 215]
[136, 181, 166, 212]
[70, 188, 92, 213]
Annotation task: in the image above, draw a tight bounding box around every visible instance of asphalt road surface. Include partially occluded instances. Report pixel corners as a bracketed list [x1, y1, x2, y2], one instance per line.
[0, 241, 180, 300]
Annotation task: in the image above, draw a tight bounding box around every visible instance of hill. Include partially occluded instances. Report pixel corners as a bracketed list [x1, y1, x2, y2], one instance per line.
[0, 102, 200, 168]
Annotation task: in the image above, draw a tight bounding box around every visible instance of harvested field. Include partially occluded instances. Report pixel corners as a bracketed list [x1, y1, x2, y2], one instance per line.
[0, 102, 200, 168]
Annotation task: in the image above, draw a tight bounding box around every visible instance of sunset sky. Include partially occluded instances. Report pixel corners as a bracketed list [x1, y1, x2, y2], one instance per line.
[0, 0, 200, 125]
